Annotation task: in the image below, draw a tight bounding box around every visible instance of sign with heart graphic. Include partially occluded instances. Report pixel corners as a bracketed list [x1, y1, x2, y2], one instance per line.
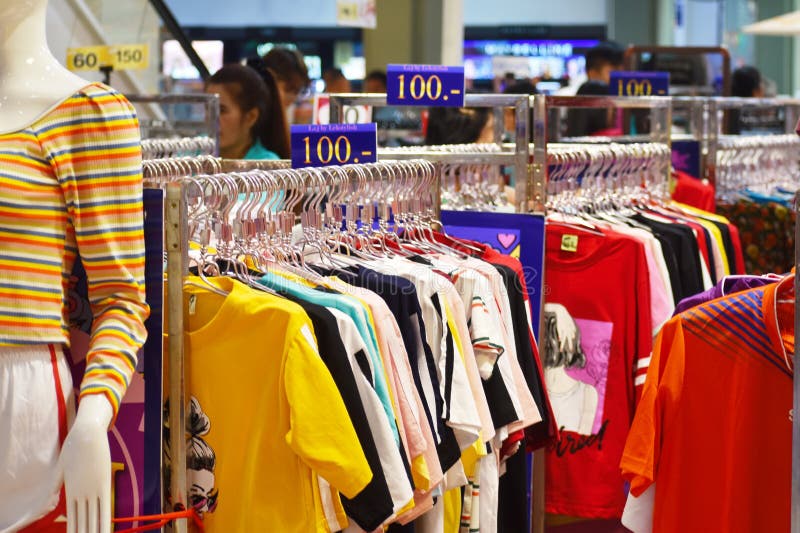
[441, 211, 545, 337]
[497, 233, 517, 250]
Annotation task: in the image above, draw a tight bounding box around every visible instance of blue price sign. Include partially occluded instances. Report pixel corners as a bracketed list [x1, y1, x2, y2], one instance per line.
[387, 64, 465, 107]
[290, 123, 377, 168]
[609, 71, 670, 96]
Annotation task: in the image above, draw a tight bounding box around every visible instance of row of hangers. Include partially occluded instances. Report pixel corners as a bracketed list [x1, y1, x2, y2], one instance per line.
[180, 159, 480, 297]
[715, 134, 800, 201]
[384, 143, 509, 211]
[544, 142, 673, 236]
[141, 136, 217, 160]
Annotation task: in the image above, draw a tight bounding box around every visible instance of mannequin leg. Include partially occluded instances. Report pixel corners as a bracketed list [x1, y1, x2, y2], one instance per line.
[0, 345, 74, 532]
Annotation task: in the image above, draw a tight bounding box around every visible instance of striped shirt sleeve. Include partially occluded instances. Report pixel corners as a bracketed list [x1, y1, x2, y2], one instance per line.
[38, 85, 150, 423]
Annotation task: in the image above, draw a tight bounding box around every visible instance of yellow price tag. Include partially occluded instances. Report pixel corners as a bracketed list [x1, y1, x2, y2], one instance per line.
[561, 234, 579, 253]
[66, 46, 110, 72]
[107, 44, 149, 71]
[66, 44, 148, 72]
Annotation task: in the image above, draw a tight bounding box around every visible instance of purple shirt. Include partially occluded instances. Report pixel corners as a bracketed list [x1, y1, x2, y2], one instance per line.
[674, 275, 779, 315]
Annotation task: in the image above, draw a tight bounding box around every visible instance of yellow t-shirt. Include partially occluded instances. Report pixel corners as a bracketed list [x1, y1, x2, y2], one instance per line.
[177, 276, 372, 532]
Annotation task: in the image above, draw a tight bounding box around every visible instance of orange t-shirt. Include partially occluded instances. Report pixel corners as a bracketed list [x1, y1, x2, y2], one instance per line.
[621, 280, 794, 533]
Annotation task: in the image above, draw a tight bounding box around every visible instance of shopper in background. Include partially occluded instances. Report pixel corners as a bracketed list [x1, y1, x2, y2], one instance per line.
[205, 64, 290, 160]
[260, 47, 310, 112]
[322, 67, 352, 93]
[732, 65, 764, 97]
[566, 41, 625, 137]
[364, 70, 387, 93]
[425, 107, 494, 145]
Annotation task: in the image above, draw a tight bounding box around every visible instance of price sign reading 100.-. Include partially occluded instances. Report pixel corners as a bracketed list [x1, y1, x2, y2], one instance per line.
[290, 123, 378, 168]
[609, 71, 670, 97]
[387, 64, 465, 107]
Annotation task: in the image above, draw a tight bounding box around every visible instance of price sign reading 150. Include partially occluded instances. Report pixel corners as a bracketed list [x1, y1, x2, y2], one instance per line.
[290, 123, 377, 168]
[387, 64, 465, 107]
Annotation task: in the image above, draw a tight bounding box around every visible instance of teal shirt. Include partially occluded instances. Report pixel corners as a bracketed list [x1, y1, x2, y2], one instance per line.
[244, 140, 280, 160]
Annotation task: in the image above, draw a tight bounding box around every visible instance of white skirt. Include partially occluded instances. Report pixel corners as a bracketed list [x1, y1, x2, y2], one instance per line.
[0, 344, 74, 532]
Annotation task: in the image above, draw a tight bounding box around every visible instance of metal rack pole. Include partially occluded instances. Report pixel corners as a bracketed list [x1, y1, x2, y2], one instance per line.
[165, 182, 188, 533]
[328, 93, 535, 214]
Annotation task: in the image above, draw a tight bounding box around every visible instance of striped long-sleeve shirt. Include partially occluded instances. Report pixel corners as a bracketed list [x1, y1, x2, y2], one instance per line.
[0, 82, 149, 422]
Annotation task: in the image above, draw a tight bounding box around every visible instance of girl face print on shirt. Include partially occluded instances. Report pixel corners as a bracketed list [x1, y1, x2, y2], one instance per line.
[543, 302, 611, 436]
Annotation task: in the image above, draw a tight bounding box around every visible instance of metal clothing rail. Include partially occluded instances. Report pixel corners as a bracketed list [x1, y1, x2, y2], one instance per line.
[328, 93, 535, 213]
[671, 96, 800, 187]
[161, 159, 442, 531]
[126, 93, 220, 151]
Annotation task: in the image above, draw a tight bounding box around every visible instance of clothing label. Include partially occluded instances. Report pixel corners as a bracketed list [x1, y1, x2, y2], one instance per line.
[609, 71, 669, 96]
[189, 294, 197, 316]
[387, 64, 465, 107]
[290, 123, 377, 168]
[561, 234, 579, 252]
[66, 44, 149, 72]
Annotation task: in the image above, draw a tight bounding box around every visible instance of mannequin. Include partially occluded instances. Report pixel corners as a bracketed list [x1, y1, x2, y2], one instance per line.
[0, 0, 87, 133]
[0, 1, 148, 532]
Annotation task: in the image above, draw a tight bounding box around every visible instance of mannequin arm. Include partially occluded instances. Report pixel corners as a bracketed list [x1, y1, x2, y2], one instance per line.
[60, 394, 114, 533]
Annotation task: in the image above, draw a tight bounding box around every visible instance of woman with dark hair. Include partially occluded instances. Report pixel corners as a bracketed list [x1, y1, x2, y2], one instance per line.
[261, 47, 310, 112]
[205, 64, 289, 160]
[424, 107, 494, 145]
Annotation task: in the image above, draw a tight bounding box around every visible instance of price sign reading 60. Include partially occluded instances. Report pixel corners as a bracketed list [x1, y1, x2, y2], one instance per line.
[609, 71, 670, 97]
[291, 123, 377, 168]
[387, 64, 465, 107]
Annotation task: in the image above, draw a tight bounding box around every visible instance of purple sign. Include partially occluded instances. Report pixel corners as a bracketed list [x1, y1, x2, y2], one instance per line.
[672, 139, 701, 178]
[441, 211, 545, 338]
[610, 71, 670, 96]
[387, 64, 465, 107]
[291, 123, 377, 168]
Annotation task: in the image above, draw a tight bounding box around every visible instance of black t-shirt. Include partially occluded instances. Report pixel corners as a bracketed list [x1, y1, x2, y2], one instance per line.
[633, 214, 705, 300]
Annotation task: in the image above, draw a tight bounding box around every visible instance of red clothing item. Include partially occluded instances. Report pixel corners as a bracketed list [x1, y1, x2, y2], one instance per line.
[671, 170, 715, 212]
[544, 224, 652, 519]
[727, 222, 746, 274]
[621, 279, 793, 532]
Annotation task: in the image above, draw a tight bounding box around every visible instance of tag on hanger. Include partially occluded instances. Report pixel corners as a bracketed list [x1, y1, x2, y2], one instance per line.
[561, 234, 579, 252]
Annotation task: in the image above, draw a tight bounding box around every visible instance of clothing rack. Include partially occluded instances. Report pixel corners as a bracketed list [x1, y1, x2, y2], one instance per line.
[671, 96, 800, 187]
[379, 143, 523, 214]
[328, 93, 535, 212]
[715, 134, 800, 201]
[142, 137, 217, 160]
[160, 159, 441, 532]
[126, 93, 220, 150]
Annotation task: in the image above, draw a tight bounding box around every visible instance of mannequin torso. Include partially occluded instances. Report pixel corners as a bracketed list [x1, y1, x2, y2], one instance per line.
[0, 2, 149, 532]
[0, 0, 88, 134]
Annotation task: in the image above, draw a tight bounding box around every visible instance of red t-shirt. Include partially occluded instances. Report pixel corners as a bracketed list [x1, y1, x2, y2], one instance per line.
[544, 224, 653, 518]
[671, 170, 715, 212]
[621, 279, 793, 532]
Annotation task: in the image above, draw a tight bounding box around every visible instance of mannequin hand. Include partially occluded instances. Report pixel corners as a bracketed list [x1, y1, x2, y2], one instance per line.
[59, 394, 113, 533]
